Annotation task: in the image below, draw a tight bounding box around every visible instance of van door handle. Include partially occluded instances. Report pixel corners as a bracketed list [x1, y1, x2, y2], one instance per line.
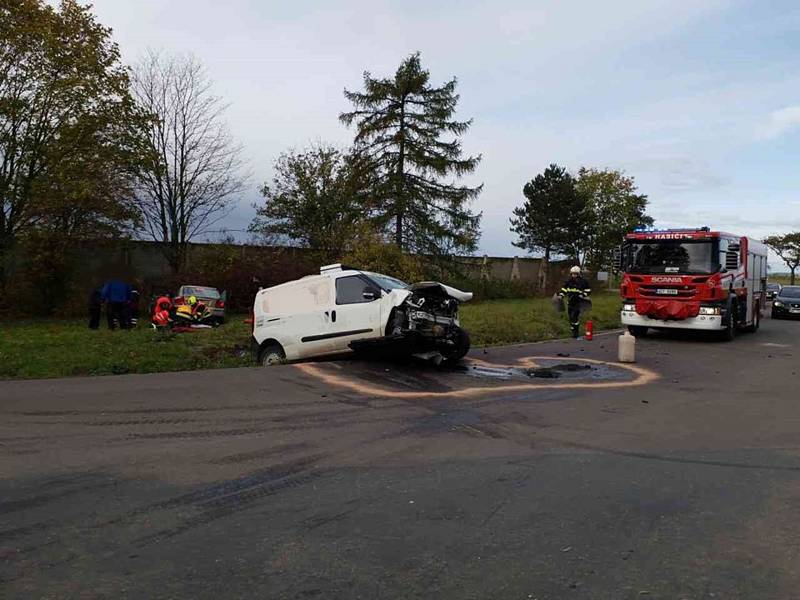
[331, 310, 336, 323]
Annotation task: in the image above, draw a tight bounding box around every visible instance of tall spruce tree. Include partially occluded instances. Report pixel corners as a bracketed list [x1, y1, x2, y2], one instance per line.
[340, 53, 482, 256]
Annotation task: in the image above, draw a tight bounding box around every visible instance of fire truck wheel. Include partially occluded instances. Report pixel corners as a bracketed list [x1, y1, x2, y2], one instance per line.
[720, 304, 738, 341]
[627, 326, 648, 337]
[744, 306, 760, 333]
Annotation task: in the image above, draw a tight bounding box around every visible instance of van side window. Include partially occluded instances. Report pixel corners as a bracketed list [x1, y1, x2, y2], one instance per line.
[336, 275, 372, 304]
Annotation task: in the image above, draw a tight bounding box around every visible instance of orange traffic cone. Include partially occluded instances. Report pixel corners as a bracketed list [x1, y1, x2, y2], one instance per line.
[585, 320, 593, 341]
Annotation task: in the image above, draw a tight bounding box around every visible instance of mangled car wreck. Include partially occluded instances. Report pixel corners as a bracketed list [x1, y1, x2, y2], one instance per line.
[251, 264, 472, 365]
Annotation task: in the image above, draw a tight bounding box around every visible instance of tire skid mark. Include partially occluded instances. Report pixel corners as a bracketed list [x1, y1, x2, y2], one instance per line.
[130, 456, 327, 545]
[8, 400, 330, 418]
[301, 505, 360, 531]
[0, 479, 117, 514]
[0, 520, 57, 542]
[82, 417, 202, 427]
[98, 455, 325, 526]
[121, 414, 401, 440]
[209, 442, 313, 465]
[126, 427, 268, 440]
[134, 472, 323, 546]
[536, 436, 800, 472]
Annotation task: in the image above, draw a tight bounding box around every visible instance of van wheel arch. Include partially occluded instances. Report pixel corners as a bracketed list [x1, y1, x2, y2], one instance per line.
[258, 339, 286, 366]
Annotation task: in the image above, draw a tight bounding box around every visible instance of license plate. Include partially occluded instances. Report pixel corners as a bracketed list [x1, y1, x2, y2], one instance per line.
[790, 309, 800, 314]
[656, 288, 679, 295]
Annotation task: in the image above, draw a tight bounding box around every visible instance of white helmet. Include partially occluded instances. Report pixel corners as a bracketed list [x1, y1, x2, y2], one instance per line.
[570, 266, 581, 274]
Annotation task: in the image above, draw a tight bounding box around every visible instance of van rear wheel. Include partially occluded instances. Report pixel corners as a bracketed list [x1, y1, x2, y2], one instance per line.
[259, 343, 286, 366]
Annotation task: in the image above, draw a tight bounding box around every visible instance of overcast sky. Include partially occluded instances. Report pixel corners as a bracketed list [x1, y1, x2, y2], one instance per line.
[83, 0, 800, 264]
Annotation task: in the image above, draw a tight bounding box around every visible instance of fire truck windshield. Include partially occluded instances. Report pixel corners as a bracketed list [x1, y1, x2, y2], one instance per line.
[625, 240, 720, 275]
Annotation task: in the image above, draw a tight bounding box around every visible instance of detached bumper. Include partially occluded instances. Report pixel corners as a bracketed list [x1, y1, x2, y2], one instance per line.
[621, 310, 724, 331]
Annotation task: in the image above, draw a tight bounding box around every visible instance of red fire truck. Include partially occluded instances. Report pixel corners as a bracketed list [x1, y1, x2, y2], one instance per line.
[619, 227, 768, 340]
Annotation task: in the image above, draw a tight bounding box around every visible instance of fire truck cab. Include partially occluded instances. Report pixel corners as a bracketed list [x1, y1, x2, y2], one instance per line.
[619, 227, 768, 340]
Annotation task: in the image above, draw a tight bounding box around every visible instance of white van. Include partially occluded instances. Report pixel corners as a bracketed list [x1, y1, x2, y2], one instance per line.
[251, 264, 473, 365]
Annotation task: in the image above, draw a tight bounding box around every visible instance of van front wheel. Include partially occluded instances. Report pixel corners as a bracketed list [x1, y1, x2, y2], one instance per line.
[260, 343, 286, 366]
[443, 328, 471, 365]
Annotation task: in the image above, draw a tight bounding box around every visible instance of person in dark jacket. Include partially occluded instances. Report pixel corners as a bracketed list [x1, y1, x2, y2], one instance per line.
[558, 266, 592, 338]
[88, 288, 103, 330]
[101, 280, 132, 330]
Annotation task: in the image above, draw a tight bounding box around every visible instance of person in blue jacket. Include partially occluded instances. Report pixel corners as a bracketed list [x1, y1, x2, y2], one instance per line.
[101, 280, 132, 329]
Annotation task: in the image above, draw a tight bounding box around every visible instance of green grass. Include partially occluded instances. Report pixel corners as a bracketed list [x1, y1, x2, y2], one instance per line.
[770, 274, 796, 286]
[460, 292, 622, 346]
[0, 316, 253, 380]
[0, 293, 623, 380]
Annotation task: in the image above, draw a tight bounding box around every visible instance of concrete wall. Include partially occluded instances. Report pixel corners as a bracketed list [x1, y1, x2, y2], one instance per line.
[4, 239, 587, 316]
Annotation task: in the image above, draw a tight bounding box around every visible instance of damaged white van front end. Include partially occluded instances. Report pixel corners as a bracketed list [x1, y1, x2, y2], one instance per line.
[252, 265, 473, 366]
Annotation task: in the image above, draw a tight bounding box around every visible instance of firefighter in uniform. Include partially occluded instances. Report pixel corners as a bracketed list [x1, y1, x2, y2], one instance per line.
[559, 266, 592, 338]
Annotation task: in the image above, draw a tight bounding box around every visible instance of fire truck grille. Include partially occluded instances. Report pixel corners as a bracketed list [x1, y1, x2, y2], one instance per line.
[638, 285, 697, 299]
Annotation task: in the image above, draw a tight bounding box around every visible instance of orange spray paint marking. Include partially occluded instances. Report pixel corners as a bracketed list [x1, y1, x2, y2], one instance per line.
[294, 355, 659, 400]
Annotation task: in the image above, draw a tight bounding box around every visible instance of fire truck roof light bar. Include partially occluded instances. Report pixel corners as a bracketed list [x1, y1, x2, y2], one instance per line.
[632, 226, 710, 233]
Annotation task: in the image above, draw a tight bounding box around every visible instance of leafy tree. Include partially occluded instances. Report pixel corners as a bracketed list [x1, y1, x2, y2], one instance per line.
[510, 164, 587, 291]
[131, 51, 247, 273]
[0, 0, 145, 286]
[575, 167, 652, 270]
[340, 224, 426, 284]
[340, 52, 482, 256]
[249, 144, 369, 260]
[764, 232, 800, 284]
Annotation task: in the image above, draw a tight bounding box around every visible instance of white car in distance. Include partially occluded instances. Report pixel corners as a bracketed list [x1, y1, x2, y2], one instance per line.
[252, 264, 473, 366]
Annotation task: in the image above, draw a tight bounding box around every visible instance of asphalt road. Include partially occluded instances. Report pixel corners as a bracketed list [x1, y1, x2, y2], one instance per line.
[2, 314, 799, 599]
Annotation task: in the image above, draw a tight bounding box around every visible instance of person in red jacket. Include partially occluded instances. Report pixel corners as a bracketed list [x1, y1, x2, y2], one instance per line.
[151, 295, 174, 329]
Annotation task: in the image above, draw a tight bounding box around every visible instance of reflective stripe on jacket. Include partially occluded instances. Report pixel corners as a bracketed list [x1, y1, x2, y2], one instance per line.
[559, 276, 591, 299]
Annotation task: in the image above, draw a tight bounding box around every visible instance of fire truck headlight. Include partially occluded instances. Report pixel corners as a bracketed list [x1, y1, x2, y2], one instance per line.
[622, 303, 635, 311]
[699, 306, 721, 315]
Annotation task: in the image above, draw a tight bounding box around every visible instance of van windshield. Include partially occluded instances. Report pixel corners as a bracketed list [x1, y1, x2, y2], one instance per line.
[364, 272, 408, 291]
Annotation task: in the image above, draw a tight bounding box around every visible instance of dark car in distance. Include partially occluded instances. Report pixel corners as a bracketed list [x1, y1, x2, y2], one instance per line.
[766, 282, 782, 300]
[771, 285, 800, 319]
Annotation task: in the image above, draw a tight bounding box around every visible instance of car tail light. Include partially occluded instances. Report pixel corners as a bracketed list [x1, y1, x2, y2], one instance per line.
[217, 300, 225, 309]
[247, 310, 255, 334]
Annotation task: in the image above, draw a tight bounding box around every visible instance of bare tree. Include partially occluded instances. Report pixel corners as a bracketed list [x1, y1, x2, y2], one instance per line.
[131, 51, 247, 272]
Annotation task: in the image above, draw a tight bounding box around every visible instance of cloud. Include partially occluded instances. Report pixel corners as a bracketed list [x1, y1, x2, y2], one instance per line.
[758, 105, 800, 140]
[80, 0, 800, 259]
[621, 157, 728, 192]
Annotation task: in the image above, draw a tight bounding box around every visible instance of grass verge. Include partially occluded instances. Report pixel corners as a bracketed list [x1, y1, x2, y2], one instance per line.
[0, 316, 253, 379]
[460, 292, 621, 346]
[0, 293, 622, 380]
